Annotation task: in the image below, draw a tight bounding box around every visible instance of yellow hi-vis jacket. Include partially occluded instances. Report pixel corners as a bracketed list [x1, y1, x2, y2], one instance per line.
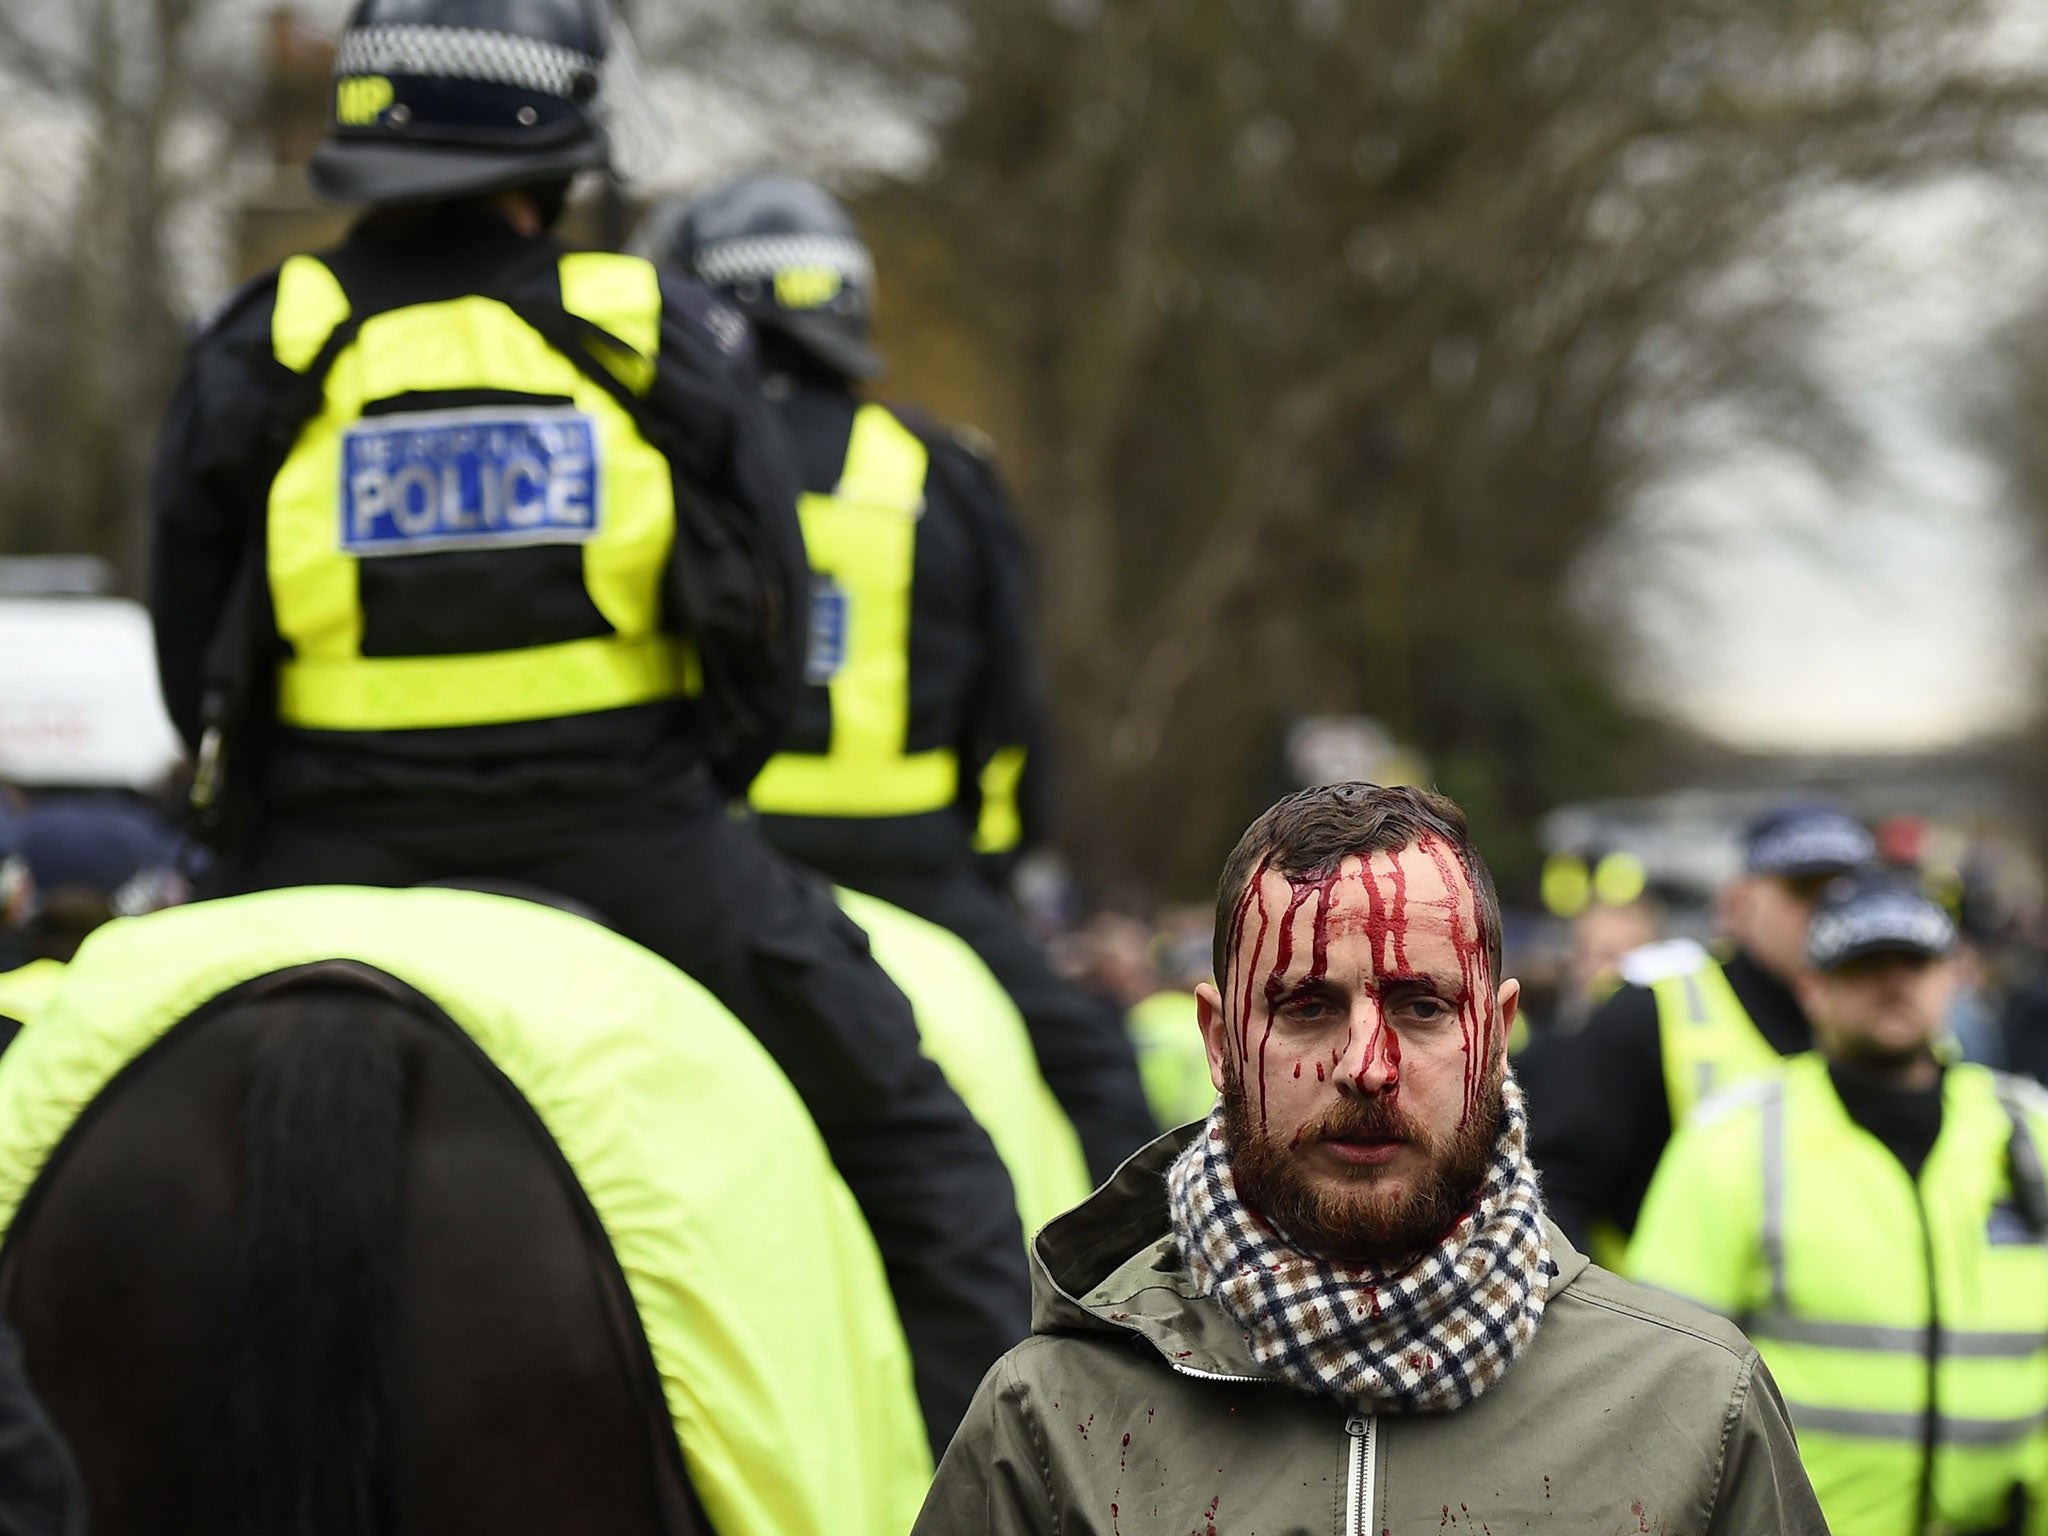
[747, 404, 1023, 850]
[1648, 946, 1788, 1127]
[1627, 1053, 2048, 1536]
[265, 251, 698, 734]
[835, 887, 1089, 1234]
[1124, 990, 1212, 1132]
[0, 887, 932, 1536]
[1581, 943, 1792, 1272]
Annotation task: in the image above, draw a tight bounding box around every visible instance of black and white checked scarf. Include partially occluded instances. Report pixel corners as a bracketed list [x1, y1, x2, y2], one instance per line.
[1166, 1076, 1549, 1413]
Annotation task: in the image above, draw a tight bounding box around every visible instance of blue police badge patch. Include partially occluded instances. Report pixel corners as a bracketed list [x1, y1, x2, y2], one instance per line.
[805, 576, 848, 685]
[1986, 1200, 2041, 1247]
[341, 406, 601, 556]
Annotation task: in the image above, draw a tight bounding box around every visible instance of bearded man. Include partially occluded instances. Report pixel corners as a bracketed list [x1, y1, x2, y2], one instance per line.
[913, 783, 1825, 1534]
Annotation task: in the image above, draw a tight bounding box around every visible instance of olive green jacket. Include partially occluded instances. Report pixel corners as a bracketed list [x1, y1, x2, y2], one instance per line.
[915, 1127, 1826, 1536]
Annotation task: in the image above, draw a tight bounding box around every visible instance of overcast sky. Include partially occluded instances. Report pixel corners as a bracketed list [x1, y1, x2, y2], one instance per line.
[1612, 175, 2048, 754]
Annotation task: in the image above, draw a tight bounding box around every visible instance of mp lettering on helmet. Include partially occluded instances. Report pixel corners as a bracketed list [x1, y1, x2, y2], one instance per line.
[335, 75, 396, 127]
[340, 406, 602, 556]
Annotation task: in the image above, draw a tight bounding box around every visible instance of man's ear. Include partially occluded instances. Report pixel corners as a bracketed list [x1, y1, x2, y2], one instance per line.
[1196, 981, 1234, 1093]
[1493, 977, 1520, 1064]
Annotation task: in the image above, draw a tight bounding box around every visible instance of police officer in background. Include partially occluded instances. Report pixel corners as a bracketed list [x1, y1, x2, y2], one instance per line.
[639, 176, 1158, 1182]
[1526, 803, 1875, 1258]
[147, 0, 1025, 1452]
[1629, 873, 2048, 1536]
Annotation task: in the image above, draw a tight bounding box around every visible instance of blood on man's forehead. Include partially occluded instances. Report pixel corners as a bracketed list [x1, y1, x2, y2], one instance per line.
[1236, 842, 1483, 967]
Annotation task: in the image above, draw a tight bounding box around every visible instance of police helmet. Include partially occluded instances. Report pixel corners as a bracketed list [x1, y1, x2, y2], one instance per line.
[636, 175, 881, 380]
[308, 0, 619, 207]
[1805, 871, 1957, 972]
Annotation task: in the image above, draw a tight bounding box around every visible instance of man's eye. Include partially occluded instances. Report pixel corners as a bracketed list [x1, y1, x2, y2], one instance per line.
[1401, 996, 1451, 1022]
[1284, 994, 1336, 1020]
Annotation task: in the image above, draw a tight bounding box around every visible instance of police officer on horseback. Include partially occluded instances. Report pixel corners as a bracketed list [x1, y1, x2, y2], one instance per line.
[146, 0, 1026, 1452]
[640, 176, 1159, 1182]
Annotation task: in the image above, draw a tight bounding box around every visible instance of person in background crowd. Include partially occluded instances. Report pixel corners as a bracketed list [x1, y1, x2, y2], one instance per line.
[1525, 803, 1875, 1261]
[144, 0, 1026, 1452]
[914, 783, 1823, 1534]
[1564, 895, 1661, 1020]
[1628, 872, 2048, 1536]
[2, 797, 188, 963]
[638, 174, 1156, 1181]
[0, 795, 192, 1042]
[1061, 908, 1210, 1131]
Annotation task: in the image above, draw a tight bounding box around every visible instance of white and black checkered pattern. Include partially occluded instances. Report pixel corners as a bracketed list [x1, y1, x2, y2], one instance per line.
[334, 24, 597, 100]
[1167, 1076, 1550, 1413]
[690, 234, 874, 290]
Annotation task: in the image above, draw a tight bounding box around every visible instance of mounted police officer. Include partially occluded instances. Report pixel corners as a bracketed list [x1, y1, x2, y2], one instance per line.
[638, 175, 1158, 1182]
[145, 0, 1025, 1451]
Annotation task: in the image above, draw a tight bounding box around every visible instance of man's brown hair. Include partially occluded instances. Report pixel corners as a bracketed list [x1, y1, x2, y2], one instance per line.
[1211, 782, 1504, 990]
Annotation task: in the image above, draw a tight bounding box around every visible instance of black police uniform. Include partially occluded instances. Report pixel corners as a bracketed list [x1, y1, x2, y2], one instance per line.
[146, 1, 1026, 1455]
[748, 345, 1158, 1182]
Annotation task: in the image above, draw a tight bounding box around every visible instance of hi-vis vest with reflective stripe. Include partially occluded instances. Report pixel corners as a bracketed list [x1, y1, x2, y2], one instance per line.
[1649, 951, 1787, 1126]
[0, 888, 931, 1536]
[749, 404, 955, 818]
[1626, 1054, 2048, 1536]
[267, 252, 699, 733]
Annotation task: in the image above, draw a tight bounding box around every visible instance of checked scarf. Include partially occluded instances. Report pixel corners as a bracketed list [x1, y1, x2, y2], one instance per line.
[1166, 1076, 1549, 1414]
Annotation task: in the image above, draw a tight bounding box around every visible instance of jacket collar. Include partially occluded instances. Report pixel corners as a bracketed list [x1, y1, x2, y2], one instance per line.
[1032, 1124, 1590, 1381]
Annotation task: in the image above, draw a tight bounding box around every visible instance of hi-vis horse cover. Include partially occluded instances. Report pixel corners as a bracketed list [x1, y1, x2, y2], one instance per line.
[0, 887, 932, 1536]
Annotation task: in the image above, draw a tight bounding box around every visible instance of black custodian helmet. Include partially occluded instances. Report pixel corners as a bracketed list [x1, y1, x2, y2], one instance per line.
[308, 0, 615, 206]
[637, 175, 881, 380]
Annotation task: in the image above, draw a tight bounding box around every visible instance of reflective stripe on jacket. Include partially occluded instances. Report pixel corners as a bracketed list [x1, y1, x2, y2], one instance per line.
[1627, 1053, 2048, 1536]
[1651, 952, 1787, 1126]
[266, 251, 699, 733]
[749, 403, 961, 818]
[0, 889, 932, 1536]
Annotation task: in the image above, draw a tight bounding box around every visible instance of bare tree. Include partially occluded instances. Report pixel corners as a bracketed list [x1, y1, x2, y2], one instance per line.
[689, 0, 2048, 895]
[0, 0, 273, 584]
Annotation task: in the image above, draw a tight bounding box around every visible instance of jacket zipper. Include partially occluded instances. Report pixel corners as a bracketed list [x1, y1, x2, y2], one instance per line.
[1161, 1361, 1377, 1534]
[1165, 1360, 1268, 1384]
[1910, 1184, 1941, 1535]
[1344, 1413, 1376, 1536]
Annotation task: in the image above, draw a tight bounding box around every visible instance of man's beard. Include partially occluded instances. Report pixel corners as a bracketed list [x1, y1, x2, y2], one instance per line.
[1221, 1069, 1505, 1267]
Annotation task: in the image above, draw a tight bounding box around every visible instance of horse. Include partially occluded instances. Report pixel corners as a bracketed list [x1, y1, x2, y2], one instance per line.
[0, 886, 933, 1536]
[1, 962, 704, 1536]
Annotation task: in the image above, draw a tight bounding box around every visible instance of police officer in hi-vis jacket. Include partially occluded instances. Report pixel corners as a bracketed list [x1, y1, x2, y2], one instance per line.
[145, 0, 1025, 1452]
[640, 175, 1158, 1182]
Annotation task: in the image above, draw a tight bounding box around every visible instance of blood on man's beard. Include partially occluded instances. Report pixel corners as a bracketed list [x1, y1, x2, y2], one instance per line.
[1220, 1062, 1505, 1267]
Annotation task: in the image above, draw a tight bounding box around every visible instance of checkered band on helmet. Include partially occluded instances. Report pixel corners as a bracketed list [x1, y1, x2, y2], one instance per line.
[334, 24, 597, 100]
[691, 234, 875, 290]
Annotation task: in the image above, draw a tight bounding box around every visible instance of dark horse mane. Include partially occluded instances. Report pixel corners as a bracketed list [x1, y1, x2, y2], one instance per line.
[223, 981, 405, 1536]
[1, 965, 706, 1536]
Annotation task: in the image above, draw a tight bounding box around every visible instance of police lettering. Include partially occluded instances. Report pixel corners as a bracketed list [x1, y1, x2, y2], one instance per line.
[341, 410, 601, 553]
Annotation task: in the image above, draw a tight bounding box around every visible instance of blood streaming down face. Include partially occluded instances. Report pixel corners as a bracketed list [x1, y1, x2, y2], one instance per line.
[1207, 839, 1513, 1265]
